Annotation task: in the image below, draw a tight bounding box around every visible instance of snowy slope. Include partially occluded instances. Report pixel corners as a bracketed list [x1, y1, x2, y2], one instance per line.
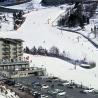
[0, 4, 98, 90]
[1, 6, 97, 61]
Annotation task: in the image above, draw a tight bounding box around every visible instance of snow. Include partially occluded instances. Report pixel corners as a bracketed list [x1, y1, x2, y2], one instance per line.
[0, 2, 98, 90]
[0, 86, 20, 98]
[0, 95, 6, 98]
[0, 13, 13, 32]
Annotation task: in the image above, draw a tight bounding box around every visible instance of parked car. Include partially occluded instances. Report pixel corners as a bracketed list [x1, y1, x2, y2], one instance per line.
[94, 89, 98, 94]
[14, 83, 22, 87]
[32, 91, 41, 96]
[46, 80, 52, 83]
[57, 83, 64, 86]
[4, 80, 15, 86]
[80, 88, 95, 94]
[41, 95, 48, 98]
[34, 82, 41, 86]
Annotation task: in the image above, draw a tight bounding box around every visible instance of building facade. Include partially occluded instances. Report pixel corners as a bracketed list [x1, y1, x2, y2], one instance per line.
[0, 38, 23, 63]
[0, 38, 30, 72]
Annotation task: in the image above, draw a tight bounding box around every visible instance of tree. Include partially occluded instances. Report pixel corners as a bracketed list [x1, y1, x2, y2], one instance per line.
[31, 46, 37, 55]
[37, 46, 46, 55]
[24, 46, 30, 53]
[94, 26, 97, 38]
[18, 11, 23, 19]
[49, 46, 59, 56]
[41, 0, 67, 6]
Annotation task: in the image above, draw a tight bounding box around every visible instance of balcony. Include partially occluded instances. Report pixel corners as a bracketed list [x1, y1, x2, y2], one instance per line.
[2, 47, 10, 51]
[2, 56, 9, 60]
[18, 46, 23, 49]
[18, 50, 22, 53]
[13, 55, 17, 58]
[13, 51, 17, 54]
[2, 43, 9, 47]
[18, 43, 22, 46]
[17, 53, 23, 56]
[12, 47, 17, 51]
[2, 52, 10, 55]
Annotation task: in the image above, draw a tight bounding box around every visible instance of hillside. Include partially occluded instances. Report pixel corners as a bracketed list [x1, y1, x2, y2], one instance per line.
[0, 1, 98, 90]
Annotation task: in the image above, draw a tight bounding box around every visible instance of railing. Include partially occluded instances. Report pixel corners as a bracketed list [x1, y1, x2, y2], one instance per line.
[17, 53, 23, 56]
[12, 48, 17, 50]
[2, 43, 9, 46]
[0, 61, 29, 65]
[2, 52, 10, 55]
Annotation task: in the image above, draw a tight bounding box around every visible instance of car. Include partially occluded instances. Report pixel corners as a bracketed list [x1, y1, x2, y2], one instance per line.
[94, 89, 98, 94]
[33, 93, 41, 98]
[34, 82, 41, 86]
[57, 83, 64, 86]
[67, 85, 75, 89]
[46, 80, 52, 83]
[41, 95, 48, 98]
[4, 80, 15, 86]
[80, 88, 95, 94]
[31, 81, 36, 85]
[62, 82, 70, 86]
[42, 84, 49, 88]
[14, 83, 22, 87]
[32, 91, 41, 96]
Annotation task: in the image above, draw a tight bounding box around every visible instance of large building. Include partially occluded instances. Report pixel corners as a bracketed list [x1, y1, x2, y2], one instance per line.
[0, 38, 23, 63]
[0, 38, 28, 77]
[0, 38, 45, 78]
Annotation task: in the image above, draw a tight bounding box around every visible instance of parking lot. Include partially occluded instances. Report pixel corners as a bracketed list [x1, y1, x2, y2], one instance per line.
[11, 76, 98, 98]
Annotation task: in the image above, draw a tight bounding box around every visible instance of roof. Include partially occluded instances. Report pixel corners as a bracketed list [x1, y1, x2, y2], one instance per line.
[0, 38, 24, 44]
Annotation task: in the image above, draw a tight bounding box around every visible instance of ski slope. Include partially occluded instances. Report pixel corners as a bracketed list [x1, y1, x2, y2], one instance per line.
[1, 6, 98, 61]
[0, 3, 98, 90]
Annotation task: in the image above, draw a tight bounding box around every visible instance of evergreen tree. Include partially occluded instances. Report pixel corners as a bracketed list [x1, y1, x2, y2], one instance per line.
[31, 46, 37, 55]
[49, 46, 59, 56]
[24, 46, 30, 53]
